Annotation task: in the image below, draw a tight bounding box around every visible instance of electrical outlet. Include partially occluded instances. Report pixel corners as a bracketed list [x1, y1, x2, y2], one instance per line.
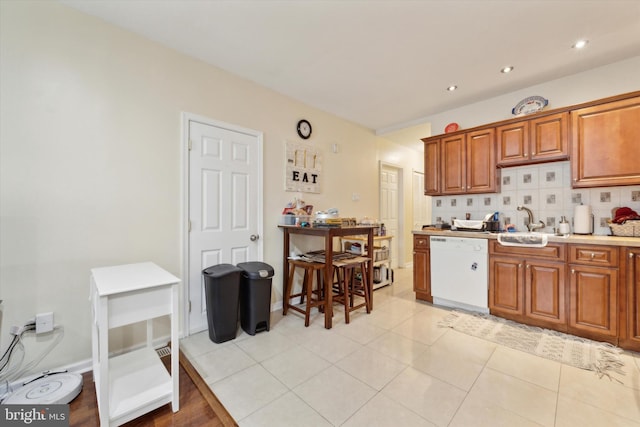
[36, 312, 54, 334]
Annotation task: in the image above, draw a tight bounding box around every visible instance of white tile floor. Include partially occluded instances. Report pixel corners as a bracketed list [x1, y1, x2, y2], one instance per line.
[181, 268, 640, 426]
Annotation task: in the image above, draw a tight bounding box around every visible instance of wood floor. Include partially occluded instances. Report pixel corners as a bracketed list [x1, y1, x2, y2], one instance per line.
[69, 350, 237, 427]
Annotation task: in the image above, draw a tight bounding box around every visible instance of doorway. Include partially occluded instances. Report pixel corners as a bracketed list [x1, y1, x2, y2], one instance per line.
[182, 113, 263, 335]
[379, 162, 403, 268]
[412, 170, 432, 230]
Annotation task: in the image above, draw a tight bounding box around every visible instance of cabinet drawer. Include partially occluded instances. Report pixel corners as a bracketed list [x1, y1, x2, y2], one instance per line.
[490, 240, 565, 261]
[414, 235, 430, 249]
[569, 244, 619, 267]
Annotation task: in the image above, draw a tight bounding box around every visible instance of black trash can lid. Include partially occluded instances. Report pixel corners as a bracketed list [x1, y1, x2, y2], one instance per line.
[237, 262, 274, 279]
[202, 263, 242, 278]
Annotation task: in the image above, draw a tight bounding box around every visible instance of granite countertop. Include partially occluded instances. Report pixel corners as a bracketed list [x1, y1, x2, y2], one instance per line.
[412, 229, 640, 247]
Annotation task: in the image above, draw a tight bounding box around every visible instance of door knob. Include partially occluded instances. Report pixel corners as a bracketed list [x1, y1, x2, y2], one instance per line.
[250, 234, 259, 241]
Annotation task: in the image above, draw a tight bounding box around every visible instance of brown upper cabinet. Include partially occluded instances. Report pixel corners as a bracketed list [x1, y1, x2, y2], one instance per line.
[422, 91, 640, 195]
[423, 138, 440, 195]
[571, 96, 640, 188]
[441, 133, 466, 194]
[424, 128, 499, 196]
[464, 128, 499, 194]
[496, 112, 569, 167]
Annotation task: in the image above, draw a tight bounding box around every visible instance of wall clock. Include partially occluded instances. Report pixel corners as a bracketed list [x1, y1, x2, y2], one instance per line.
[297, 119, 312, 139]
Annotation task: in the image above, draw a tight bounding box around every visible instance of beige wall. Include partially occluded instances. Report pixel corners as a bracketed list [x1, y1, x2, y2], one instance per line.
[421, 56, 640, 136]
[0, 1, 421, 375]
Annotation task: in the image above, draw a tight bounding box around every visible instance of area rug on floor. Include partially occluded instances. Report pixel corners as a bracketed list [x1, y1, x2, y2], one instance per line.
[439, 310, 625, 380]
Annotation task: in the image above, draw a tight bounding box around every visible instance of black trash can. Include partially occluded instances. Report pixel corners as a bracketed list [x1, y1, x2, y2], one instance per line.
[202, 264, 242, 343]
[237, 262, 274, 335]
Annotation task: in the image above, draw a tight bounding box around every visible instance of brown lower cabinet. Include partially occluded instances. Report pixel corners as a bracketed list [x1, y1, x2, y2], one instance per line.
[620, 247, 640, 351]
[568, 244, 619, 344]
[489, 241, 567, 331]
[413, 235, 432, 302]
[414, 235, 640, 350]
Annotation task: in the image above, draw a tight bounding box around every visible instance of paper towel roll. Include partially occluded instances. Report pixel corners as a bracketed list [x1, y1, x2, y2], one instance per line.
[574, 204, 593, 234]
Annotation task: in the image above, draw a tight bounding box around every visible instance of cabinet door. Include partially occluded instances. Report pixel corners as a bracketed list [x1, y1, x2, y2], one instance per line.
[489, 256, 523, 317]
[423, 139, 440, 195]
[529, 112, 569, 163]
[621, 248, 640, 350]
[413, 249, 432, 302]
[569, 264, 618, 338]
[466, 128, 498, 193]
[496, 121, 529, 166]
[525, 261, 566, 327]
[571, 96, 640, 188]
[441, 134, 466, 194]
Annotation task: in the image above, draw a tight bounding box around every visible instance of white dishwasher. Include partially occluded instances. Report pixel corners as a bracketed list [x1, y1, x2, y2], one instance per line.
[430, 236, 489, 313]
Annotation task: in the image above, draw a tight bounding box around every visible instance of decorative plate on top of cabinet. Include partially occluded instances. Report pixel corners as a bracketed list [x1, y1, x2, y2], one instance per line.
[512, 96, 548, 116]
[444, 122, 460, 133]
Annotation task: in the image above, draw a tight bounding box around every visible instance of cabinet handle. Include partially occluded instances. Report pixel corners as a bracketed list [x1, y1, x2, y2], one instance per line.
[531, 151, 536, 155]
[590, 253, 595, 259]
[571, 268, 575, 274]
[518, 263, 522, 268]
[630, 252, 635, 259]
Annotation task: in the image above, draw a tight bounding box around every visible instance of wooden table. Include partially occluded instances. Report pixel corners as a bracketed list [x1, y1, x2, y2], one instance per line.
[279, 225, 375, 329]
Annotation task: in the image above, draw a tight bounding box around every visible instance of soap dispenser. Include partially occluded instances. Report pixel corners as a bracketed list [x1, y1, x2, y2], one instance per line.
[558, 216, 571, 236]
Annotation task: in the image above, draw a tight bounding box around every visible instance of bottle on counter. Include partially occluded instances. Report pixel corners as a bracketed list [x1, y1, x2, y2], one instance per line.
[380, 223, 386, 236]
[558, 216, 571, 235]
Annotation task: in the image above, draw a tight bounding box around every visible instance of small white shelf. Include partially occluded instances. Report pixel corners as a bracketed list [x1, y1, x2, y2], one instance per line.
[339, 235, 393, 289]
[108, 347, 172, 422]
[91, 262, 180, 426]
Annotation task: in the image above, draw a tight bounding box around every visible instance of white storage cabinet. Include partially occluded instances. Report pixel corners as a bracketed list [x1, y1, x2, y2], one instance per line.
[340, 235, 394, 289]
[90, 262, 180, 426]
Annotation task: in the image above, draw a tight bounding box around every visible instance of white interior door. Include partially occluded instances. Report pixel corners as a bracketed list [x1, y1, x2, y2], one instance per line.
[186, 117, 262, 334]
[412, 170, 432, 229]
[379, 163, 402, 268]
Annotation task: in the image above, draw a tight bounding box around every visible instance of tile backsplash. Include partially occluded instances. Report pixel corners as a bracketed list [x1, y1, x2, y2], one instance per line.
[431, 161, 640, 235]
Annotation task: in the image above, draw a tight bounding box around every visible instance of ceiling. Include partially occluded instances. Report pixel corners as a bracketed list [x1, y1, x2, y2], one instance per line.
[60, 0, 640, 148]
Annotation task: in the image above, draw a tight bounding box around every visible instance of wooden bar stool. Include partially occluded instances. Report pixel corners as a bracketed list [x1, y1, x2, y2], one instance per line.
[284, 259, 325, 327]
[332, 256, 371, 324]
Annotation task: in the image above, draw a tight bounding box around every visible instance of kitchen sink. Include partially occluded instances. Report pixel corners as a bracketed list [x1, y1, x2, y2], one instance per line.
[497, 232, 549, 247]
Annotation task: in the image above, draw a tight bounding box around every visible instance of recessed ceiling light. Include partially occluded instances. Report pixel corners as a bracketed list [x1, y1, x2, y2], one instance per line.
[572, 39, 589, 49]
[501, 66, 514, 74]
[447, 85, 458, 92]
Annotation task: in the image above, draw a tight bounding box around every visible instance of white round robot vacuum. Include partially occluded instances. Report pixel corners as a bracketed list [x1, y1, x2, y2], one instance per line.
[3, 372, 83, 405]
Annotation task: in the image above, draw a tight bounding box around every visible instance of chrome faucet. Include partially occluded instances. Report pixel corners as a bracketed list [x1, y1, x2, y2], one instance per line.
[517, 206, 545, 232]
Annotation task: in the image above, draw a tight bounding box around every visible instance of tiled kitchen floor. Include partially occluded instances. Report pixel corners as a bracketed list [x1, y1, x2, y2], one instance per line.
[180, 268, 640, 426]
